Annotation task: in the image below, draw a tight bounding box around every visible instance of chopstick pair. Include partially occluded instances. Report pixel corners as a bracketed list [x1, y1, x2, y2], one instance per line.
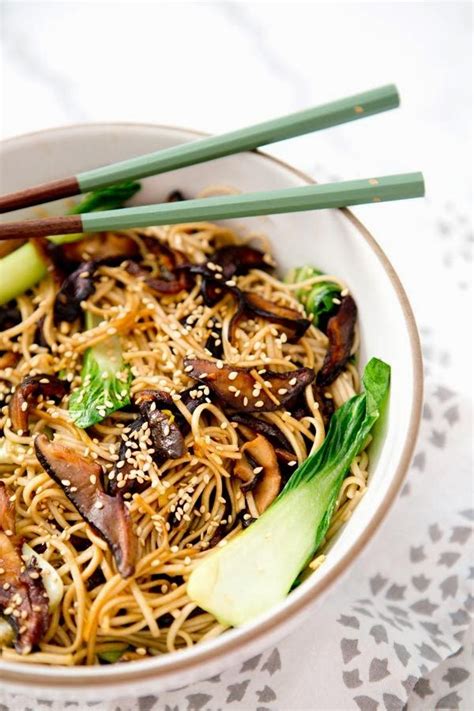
[0, 84, 425, 241]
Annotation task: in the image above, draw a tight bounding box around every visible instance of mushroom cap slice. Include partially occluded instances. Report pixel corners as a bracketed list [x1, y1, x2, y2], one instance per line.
[9, 374, 69, 434]
[317, 295, 357, 387]
[183, 358, 315, 413]
[0, 483, 50, 654]
[34, 434, 136, 578]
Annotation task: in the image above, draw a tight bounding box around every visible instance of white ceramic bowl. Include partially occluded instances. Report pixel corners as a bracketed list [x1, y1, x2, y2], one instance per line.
[0, 124, 423, 701]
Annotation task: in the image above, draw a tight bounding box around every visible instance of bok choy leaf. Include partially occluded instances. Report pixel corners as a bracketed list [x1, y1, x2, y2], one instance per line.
[285, 266, 341, 330]
[68, 312, 131, 428]
[187, 357, 390, 626]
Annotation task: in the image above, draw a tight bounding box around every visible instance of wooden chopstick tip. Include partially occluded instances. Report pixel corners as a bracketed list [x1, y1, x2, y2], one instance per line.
[0, 214, 83, 241]
[0, 176, 80, 215]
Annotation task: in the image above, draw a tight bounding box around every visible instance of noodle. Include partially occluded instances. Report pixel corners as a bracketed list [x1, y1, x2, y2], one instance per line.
[0, 221, 368, 666]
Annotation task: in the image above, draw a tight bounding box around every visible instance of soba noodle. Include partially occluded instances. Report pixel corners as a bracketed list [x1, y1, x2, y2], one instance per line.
[0, 221, 367, 666]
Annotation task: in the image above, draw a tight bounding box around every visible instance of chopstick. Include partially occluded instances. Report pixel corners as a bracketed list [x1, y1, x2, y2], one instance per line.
[0, 173, 424, 241]
[0, 85, 400, 214]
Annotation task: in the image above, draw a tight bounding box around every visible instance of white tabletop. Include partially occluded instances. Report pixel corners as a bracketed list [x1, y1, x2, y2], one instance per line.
[1, 2, 472, 709]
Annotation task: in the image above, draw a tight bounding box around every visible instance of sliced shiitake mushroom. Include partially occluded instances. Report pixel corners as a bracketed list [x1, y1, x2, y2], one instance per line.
[211, 244, 271, 279]
[0, 304, 21, 332]
[136, 385, 212, 434]
[204, 318, 224, 359]
[54, 260, 98, 323]
[234, 434, 282, 513]
[317, 295, 357, 387]
[166, 190, 185, 202]
[183, 358, 315, 413]
[9, 374, 69, 434]
[135, 390, 185, 461]
[34, 434, 136, 578]
[107, 416, 147, 496]
[176, 244, 270, 307]
[229, 412, 292, 455]
[57, 232, 139, 266]
[312, 384, 335, 427]
[126, 242, 191, 295]
[33, 316, 50, 349]
[281, 381, 335, 429]
[108, 390, 187, 495]
[0, 482, 50, 654]
[230, 291, 311, 343]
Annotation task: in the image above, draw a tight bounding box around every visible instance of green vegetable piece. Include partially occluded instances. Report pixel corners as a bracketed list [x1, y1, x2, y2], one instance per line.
[97, 646, 128, 663]
[68, 312, 132, 429]
[286, 265, 341, 329]
[70, 181, 141, 215]
[0, 181, 140, 305]
[187, 357, 390, 627]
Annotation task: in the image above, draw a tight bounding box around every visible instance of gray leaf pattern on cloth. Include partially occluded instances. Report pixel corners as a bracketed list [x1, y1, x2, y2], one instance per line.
[341, 638, 361, 663]
[260, 648, 281, 675]
[256, 686, 276, 703]
[393, 643, 410, 667]
[429, 523, 443, 542]
[385, 585, 406, 601]
[442, 667, 470, 688]
[186, 693, 212, 711]
[369, 658, 390, 682]
[240, 654, 262, 672]
[382, 693, 405, 711]
[410, 545, 426, 563]
[412, 574, 431, 592]
[435, 690, 462, 708]
[225, 681, 250, 703]
[370, 574, 388, 595]
[439, 574, 458, 599]
[338, 614, 360, 628]
[410, 598, 438, 615]
[343, 669, 363, 688]
[370, 625, 388, 645]
[354, 695, 379, 711]
[138, 697, 157, 711]
[438, 551, 461, 567]
[450, 527, 472, 545]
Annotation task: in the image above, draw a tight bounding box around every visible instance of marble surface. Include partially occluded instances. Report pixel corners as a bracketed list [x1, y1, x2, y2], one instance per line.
[1, 2, 473, 709]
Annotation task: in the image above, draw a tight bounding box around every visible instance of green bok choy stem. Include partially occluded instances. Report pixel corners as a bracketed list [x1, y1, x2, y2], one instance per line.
[0, 181, 140, 306]
[68, 312, 132, 429]
[187, 357, 390, 626]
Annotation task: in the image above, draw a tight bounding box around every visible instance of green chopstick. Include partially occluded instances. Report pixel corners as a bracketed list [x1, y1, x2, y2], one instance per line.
[0, 173, 425, 241]
[0, 85, 399, 213]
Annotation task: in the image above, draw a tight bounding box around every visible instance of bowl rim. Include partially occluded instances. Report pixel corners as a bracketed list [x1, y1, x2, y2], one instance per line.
[0, 121, 423, 689]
